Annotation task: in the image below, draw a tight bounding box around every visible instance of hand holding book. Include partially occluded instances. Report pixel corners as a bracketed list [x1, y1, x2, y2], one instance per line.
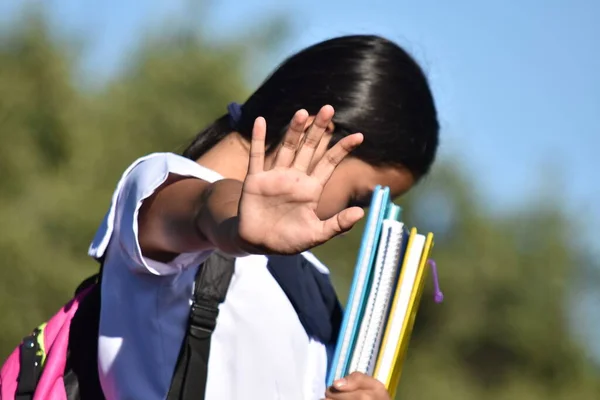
[325, 372, 390, 400]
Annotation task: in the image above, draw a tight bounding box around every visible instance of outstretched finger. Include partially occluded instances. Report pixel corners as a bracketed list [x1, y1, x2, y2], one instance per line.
[292, 105, 334, 172]
[248, 117, 267, 174]
[319, 207, 364, 243]
[311, 133, 363, 186]
[273, 109, 309, 168]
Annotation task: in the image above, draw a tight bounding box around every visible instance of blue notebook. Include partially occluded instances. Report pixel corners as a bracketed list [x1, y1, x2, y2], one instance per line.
[326, 185, 390, 385]
[349, 205, 406, 375]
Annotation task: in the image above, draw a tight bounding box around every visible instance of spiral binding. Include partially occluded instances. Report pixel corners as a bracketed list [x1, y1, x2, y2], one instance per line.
[350, 221, 404, 373]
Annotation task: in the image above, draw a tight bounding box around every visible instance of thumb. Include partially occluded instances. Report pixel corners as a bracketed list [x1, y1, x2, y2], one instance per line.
[320, 207, 364, 242]
[331, 372, 369, 392]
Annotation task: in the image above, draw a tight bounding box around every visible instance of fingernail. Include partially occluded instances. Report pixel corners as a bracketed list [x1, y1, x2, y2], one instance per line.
[334, 379, 347, 388]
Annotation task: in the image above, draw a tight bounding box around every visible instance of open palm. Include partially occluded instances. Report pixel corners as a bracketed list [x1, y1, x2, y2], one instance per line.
[237, 105, 364, 254]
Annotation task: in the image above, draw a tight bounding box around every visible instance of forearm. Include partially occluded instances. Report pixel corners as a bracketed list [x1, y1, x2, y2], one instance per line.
[139, 175, 258, 259]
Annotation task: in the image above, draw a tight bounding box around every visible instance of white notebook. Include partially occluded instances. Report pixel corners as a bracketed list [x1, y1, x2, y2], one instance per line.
[373, 232, 426, 383]
[349, 219, 405, 374]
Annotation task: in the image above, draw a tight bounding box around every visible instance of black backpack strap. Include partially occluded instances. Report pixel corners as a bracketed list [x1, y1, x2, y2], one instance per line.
[75, 256, 104, 296]
[65, 259, 106, 400]
[15, 328, 43, 400]
[166, 251, 235, 400]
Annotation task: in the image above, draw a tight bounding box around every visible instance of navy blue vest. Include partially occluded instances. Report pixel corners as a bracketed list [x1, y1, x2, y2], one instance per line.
[267, 254, 343, 346]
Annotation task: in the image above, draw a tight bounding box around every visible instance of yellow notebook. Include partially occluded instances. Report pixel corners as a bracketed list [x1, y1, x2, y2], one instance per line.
[373, 231, 435, 397]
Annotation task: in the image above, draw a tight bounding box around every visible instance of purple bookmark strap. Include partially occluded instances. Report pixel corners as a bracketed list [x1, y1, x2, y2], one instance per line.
[428, 259, 444, 303]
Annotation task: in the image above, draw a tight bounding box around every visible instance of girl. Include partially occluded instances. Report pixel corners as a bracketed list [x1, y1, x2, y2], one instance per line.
[89, 34, 439, 400]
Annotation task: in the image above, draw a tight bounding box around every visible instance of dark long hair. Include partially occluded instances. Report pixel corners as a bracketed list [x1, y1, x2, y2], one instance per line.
[183, 35, 439, 178]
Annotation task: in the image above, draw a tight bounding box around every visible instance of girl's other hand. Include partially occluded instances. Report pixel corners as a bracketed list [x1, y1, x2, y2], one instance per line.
[237, 105, 364, 254]
[324, 372, 390, 400]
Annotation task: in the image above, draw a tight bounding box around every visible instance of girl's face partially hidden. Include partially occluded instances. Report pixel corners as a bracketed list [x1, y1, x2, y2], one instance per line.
[315, 156, 415, 221]
[199, 120, 416, 221]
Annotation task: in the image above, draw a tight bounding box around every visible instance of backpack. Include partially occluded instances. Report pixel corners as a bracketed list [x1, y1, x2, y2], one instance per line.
[0, 251, 235, 400]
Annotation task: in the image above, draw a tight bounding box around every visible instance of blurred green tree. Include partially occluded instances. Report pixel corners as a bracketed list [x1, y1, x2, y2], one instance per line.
[1, 5, 598, 400]
[0, 9, 82, 351]
[0, 6, 255, 355]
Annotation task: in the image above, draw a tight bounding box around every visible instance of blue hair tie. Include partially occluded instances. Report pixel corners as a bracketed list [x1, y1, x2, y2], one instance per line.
[227, 102, 243, 127]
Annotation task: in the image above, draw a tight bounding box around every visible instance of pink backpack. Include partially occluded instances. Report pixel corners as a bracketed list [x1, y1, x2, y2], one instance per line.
[0, 271, 104, 400]
[1, 252, 237, 400]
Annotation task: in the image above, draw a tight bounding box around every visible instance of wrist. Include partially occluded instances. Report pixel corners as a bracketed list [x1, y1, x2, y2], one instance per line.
[229, 217, 266, 256]
[194, 179, 244, 252]
[227, 217, 252, 257]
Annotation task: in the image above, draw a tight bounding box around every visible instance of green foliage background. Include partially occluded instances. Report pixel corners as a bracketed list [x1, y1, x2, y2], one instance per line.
[1, 7, 598, 399]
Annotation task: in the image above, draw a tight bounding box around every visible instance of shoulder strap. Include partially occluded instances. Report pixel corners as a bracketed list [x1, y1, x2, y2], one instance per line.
[64, 258, 106, 400]
[166, 251, 235, 400]
[75, 257, 105, 296]
[14, 328, 43, 400]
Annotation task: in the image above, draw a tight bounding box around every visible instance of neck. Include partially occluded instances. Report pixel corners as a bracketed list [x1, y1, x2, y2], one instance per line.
[195, 133, 262, 180]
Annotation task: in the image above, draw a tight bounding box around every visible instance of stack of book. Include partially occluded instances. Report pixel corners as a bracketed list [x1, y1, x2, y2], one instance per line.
[327, 186, 443, 398]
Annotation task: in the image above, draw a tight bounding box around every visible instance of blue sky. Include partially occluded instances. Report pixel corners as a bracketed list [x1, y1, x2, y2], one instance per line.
[3, 0, 600, 352]
[4, 0, 598, 237]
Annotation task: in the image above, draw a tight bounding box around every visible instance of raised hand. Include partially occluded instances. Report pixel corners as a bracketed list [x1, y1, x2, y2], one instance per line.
[237, 105, 364, 255]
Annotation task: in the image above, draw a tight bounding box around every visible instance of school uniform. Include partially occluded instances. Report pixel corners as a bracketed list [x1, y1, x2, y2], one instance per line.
[88, 153, 341, 400]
